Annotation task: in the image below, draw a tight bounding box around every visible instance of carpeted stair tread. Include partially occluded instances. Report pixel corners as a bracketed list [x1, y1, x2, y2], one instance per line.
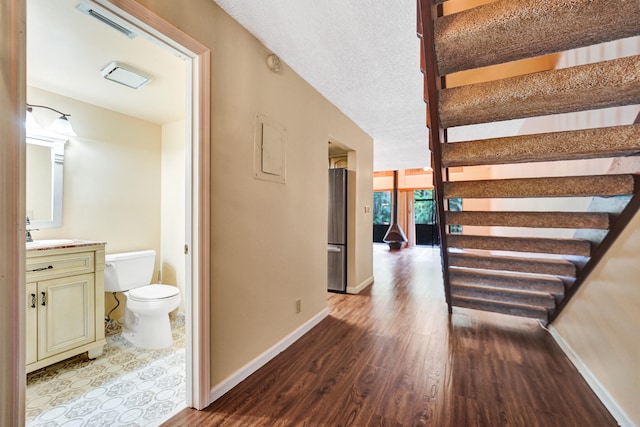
[451, 282, 556, 309]
[452, 295, 549, 321]
[445, 211, 611, 229]
[448, 252, 576, 277]
[450, 267, 565, 294]
[434, 0, 640, 75]
[439, 55, 640, 128]
[447, 234, 591, 256]
[441, 125, 640, 167]
[443, 174, 639, 199]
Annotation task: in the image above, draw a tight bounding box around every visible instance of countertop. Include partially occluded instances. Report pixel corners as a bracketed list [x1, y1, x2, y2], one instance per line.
[26, 239, 107, 252]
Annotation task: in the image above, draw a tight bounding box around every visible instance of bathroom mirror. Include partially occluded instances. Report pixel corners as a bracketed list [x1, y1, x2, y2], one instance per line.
[26, 132, 66, 228]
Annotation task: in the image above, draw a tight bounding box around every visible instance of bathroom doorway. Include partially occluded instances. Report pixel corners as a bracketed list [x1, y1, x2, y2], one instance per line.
[23, 0, 210, 422]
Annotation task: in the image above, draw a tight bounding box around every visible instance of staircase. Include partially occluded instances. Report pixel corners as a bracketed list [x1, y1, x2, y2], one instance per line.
[417, 0, 640, 324]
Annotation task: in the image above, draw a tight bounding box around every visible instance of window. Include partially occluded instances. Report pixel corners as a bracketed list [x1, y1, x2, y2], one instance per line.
[414, 190, 435, 225]
[448, 197, 462, 234]
[373, 191, 391, 225]
[372, 191, 391, 243]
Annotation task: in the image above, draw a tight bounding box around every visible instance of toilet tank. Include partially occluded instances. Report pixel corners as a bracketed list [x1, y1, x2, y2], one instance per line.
[104, 250, 156, 292]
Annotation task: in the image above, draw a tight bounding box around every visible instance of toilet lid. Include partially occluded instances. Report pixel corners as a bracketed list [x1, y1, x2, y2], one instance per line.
[128, 284, 180, 302]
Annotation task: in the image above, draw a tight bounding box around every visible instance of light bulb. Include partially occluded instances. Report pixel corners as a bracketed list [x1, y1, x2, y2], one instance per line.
[25, 110, 41, 129]
[47, 116, 77, 137]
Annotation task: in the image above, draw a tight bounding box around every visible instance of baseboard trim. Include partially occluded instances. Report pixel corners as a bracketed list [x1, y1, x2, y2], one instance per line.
[547, 325, 635, 427]
[347, 275, 374, 294]
[208, 307, 329, 404]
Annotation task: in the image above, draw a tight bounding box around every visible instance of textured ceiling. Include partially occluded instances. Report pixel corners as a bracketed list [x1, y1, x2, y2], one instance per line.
[212, 0, 431, 172]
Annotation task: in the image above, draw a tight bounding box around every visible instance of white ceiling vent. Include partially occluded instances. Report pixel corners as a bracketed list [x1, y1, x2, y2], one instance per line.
[101, 62, 152, 89]
[76, 4, 136, 39]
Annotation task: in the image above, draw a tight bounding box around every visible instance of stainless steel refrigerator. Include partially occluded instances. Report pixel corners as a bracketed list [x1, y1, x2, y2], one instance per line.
[328, 168, 347, 292]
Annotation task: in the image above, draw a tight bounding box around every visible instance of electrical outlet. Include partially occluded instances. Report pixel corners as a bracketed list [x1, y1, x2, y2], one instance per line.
[295, 299, 302, 314]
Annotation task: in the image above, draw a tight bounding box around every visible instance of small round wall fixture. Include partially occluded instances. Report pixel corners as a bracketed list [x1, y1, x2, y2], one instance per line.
[266, 54, 281, 73]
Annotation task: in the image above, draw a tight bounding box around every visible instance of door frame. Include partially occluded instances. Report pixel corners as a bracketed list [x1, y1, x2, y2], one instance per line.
[91, 0, 212, 410]
[2, 1, 212, 422]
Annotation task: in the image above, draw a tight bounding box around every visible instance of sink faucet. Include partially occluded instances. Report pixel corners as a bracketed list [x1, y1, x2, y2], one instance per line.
[26, 216, 38, 243]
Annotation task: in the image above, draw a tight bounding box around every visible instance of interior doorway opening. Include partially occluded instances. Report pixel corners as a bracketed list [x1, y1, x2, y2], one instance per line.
[82, 0, 211, 411]
[19, 0, 211, 423]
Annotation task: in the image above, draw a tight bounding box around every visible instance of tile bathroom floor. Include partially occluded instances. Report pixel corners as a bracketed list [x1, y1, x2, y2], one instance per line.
[26, 314, 186, 427]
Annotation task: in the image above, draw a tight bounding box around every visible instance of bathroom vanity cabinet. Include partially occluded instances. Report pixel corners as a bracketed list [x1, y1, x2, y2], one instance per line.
[26, 241, 107, 373]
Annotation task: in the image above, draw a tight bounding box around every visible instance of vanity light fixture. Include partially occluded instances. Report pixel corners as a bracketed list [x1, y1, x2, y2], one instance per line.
[26, 104, 77, 137]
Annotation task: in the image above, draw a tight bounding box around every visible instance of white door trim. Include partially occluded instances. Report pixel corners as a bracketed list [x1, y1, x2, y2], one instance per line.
[78, 0, 212, 410]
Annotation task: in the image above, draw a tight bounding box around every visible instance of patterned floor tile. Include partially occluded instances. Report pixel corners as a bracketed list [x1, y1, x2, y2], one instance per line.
[26, 314, 186, 427]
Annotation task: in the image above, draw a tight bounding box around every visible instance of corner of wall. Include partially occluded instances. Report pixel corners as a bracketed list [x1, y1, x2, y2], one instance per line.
[546, 325, 636, 427]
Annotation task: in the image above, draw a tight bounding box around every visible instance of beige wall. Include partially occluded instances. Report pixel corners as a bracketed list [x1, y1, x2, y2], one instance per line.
[26, 86, 163, 317]
[161, 120, 186, 310]
[134, 0, 374, 386]
[27, 86, 162, 253]
[553, 210, 640, 425]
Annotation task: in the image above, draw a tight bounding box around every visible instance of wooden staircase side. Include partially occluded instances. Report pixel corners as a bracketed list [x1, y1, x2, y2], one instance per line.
[417, 0, 640, 323]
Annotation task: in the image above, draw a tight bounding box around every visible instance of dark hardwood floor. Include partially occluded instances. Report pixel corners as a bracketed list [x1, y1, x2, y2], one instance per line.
[163, 244, 617, 426]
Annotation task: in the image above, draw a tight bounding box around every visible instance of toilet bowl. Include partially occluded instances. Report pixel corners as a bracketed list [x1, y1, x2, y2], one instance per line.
[104, 250, 181, 349]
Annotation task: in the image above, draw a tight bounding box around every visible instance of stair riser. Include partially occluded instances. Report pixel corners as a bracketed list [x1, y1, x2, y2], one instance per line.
[452, 297, 548, 321]
[448, 235, 591, 257]
[448, 254, 576, 277]
[450, 272, 564, 294]
[451, 286, 556, 308]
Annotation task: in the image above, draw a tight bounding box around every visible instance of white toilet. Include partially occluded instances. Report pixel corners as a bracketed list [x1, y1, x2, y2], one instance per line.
[104, 250, 181, 349]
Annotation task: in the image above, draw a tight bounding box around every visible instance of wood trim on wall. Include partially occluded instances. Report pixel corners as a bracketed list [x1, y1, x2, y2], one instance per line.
[2, 0, 27, 425]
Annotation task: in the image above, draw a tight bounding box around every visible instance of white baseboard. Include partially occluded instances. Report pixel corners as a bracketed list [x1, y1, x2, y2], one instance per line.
[547, 325, 636, 427]
[208, 307, 329, 404]
[347, 275, 374, 294]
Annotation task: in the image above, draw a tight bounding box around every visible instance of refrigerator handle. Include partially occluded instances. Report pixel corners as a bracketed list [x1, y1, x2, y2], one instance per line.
[328, 245, 342, 253]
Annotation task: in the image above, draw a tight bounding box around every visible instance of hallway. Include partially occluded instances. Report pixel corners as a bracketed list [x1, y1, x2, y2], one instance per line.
[163, 244, 616, 426]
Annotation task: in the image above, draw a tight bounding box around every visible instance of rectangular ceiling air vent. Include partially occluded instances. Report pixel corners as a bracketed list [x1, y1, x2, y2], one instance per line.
[101, 62, 152, 89]
[76, 4, 136, 39]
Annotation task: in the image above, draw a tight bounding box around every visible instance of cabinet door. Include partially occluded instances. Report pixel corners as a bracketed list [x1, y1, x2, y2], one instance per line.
[26, 282, 38, 365]
[38, 274, 95, 360]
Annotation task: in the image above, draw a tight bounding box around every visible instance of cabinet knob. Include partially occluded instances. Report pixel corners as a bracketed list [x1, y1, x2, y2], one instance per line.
[41, 292, 46, 306]
[30, 293, 36, 308]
